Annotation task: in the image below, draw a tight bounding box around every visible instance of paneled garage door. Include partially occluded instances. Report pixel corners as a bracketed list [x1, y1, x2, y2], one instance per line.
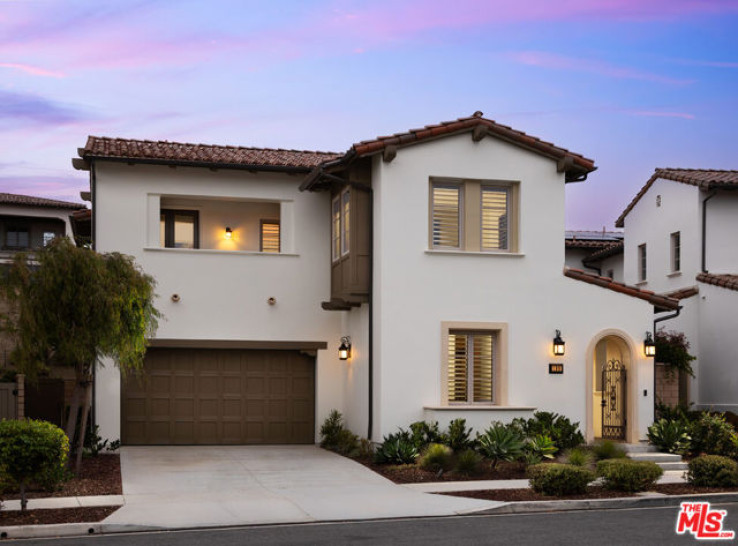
[122, 348, 315, 445]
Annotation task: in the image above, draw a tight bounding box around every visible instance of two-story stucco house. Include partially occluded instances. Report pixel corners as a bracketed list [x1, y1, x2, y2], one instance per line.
[73, 113, 679, 446]
[616, 168, 738, 413]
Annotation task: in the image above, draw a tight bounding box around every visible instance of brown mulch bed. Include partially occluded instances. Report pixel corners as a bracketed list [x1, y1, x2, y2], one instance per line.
[441, 483, 738, 503]
[0, 506, 119, 527]
[2, 454, 121, 500]
[358, 459, 527, 483]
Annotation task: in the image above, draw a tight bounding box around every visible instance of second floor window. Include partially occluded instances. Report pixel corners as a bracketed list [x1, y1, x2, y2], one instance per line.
[431, 180, 516, 252]
[670, 231, 680, 273]
[160, 210, 199, 249]
[332, 188, 350, 261]
[638, 243, 647, 282]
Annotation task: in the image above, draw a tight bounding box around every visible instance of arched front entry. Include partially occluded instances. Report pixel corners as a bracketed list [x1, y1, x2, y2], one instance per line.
[586, 331, 636, 443]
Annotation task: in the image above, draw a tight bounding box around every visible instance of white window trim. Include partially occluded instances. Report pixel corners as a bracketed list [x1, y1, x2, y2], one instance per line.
[331, 195, 341, 263]
[670, 231, 681, 273]
[440, 321, 508, 407]
[638, 243, 647, 283]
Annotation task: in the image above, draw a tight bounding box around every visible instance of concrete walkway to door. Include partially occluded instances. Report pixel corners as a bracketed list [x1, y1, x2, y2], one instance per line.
[103, 446, 502, 530]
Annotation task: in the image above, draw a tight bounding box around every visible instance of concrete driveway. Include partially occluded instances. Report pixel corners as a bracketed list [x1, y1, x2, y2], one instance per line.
[103, 446, 502, 530]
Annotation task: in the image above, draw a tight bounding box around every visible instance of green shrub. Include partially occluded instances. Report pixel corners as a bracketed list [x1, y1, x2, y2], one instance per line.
[527, 463, 595, 496]
[408, 421, 445, 451]
[689, 412, 736, 457]
[418, 443, 454, 473]
[319, 410, 359, 456]
[454, 449, 483, 476]
[687, 455, 738, 487]
[0, 419, 69, 510]
[655, 401, 695, 423]
[597, 459, 663, 492]
[592, 440, 627, 461]
[647, 418, 691, 454]
[477, 423, 525, 468]
[563, 446, 594, 467]
[525, 434, 558, 462]
[514, 411, 584, 450]
[446, 419, 476, 451]
[374, 430, 419, 464]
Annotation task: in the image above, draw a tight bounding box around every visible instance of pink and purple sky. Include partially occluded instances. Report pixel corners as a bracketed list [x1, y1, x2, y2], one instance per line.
[2, 0, 737, 229]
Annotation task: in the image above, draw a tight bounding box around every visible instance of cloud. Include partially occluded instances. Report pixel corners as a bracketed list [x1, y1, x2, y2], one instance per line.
[627, 110, 695, 120]
[0, 90, 90, 125]
[0, 62, 64, 77]
[505, 51, 694, 85]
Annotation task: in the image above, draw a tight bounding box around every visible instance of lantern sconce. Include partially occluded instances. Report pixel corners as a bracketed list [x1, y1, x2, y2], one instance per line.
[644, 332, 656, 357]
[225, 227, 233, 239]
[553, 330, 565, 356]
[338, 336, 351, 361]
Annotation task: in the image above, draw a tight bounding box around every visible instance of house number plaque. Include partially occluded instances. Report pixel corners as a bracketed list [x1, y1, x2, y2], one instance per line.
[548, 363, 564, 374]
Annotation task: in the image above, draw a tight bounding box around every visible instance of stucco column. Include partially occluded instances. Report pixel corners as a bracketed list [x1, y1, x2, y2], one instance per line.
[15, 373, 24, 419]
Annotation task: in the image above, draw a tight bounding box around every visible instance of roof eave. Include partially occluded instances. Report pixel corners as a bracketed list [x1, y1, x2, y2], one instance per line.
[77, 155, 314, 174]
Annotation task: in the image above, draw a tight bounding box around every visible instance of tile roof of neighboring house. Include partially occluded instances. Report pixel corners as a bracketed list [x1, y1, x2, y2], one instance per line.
[564, 267, 680, 310]
[76, 136, 342, 172]
[582, 241, 624, 263]
[565, 230, 624, 242]
[301, 112, 596, 190]
[0, 193, 87, 210]
[616, 168, 738, 227]
[696, 272, 738, 292]
[664, 286, 700, 300]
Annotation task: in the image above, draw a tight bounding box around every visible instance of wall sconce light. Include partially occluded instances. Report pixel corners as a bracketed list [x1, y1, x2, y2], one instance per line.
[338, 336, 351, 361]
[644, 332, 656, 357]
[225, 227, 233, 239]
[553, 330, 565, 356]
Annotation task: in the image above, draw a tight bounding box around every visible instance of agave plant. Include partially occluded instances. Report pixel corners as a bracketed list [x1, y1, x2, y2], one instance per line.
[477, 423, 525, 468]
[525, 434, 558, 461]
[647, 418, 691, 454]
[374, 430, 419, 464]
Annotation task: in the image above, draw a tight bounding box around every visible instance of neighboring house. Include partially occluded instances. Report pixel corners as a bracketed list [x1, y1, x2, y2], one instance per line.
[565, 230, 624, 282]
[0, 192, 89, 423]
[73, 113, 679, 446]
[616, 168, 738, 413]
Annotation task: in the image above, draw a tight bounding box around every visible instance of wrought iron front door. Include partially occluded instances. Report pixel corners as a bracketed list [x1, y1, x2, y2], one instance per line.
[601, 359, 626, 440]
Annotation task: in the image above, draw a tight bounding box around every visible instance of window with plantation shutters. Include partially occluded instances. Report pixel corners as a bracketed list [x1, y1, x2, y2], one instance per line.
[260, 220, 280, 253]
[447, 331, 494, 404]
[431, 184, 461, 248]
[481, 187, 509, 251]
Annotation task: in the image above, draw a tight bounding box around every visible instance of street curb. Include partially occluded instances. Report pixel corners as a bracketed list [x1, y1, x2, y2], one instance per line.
[471, 492, 738, 515]
[0, 523, 163, 540]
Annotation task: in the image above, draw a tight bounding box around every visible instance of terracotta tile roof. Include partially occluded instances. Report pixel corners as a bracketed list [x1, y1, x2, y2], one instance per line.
[301, 112, 596, 190]
[564, 267, 680, 310]
[78, 136, 341, 171]
[0, 193, 87, 210]
[616, 168, 738, 227]
[697, 272, 738, 292]
[351, 112, 596, 175]
[582, 241, 624, 262]
[664, 286, 699, 300]
[565, 239, 619, 250]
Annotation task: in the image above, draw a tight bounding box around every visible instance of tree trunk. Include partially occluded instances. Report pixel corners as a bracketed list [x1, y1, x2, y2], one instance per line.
[64, 382, 81, 442]
[20, 481, 27, 511]
[75, 380, 93, 473]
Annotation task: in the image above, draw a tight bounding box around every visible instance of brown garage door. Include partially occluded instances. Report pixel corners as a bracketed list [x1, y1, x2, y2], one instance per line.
[122, 348, 315, 445]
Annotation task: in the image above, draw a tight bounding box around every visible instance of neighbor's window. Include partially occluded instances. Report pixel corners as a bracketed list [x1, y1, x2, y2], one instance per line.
[670, 232, 680, 273]
[160, 210, 198, 249]
[5, 228, 29, 249]
[431, 179, 517, 252]
[447, 331, 495, 404]
[260, 220, 280, 253]
[341, 188, 350, 256]
[42, 231, 56, 246]
[638, 243, 647, 282]
[332, 196, 341, 262]
[331, 188, 351, 261]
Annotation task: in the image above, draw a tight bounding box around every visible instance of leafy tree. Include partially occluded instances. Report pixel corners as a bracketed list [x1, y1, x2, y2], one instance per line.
[0, 238, 159, 471]
[655, 330, 696, 378]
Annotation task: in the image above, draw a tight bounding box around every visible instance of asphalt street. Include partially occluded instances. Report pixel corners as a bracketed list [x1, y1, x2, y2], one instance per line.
[8, 503, 738, 546]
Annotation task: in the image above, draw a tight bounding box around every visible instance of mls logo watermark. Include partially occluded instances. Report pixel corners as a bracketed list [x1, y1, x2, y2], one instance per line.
[676, 502, 735, 540]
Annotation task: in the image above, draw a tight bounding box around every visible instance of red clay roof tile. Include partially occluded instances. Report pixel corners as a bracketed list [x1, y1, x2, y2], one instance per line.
[564, 267, 679, 310]
[697, 272, 738, 292]
[0, 193, 86, 210]
[616, 168, 738, 227]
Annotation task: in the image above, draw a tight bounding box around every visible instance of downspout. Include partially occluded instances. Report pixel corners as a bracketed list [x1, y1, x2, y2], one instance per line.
[701, 190, 717, 273]
[90, 161, 97, 432]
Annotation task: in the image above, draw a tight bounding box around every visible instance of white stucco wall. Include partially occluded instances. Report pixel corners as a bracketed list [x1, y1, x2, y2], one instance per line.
[371, 134, 656, 442]
[92, 162, 344, 442]
[705, 190, 738, 274]
[622, 178, 701, 293]
[696, 283, 738, 411]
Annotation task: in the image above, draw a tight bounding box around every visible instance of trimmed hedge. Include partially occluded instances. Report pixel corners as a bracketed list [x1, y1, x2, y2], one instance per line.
[687, 455, 738, 488]
[527, 463, 595, 496]
[596, 459, 663, 492]
[0, 419, 69, 511]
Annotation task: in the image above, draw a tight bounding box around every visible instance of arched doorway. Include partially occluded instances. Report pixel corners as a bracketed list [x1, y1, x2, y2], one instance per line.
[592, 335, 630, 441]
